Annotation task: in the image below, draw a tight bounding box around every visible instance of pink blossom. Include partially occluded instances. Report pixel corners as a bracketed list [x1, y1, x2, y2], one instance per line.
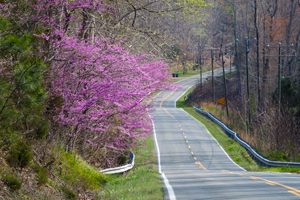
[31, 0, 171, 159]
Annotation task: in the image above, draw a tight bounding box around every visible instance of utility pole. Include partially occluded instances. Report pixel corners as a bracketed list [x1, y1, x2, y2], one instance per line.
[211, 49, 215, 101]
[232, 0, 243, 110]
[263, 42, 296, 113]
[229, 53, 232, 75]
[278, 43, 281, 112]
[198, 43, 203, 90]
[199, 54, 203, 90]
[245, 37, 251, 131]
[221, 49, 229, 117]
[254, 0, 261, 107]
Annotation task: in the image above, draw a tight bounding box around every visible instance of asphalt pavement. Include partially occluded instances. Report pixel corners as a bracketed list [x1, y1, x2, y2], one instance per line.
[151, 69, 300, 200]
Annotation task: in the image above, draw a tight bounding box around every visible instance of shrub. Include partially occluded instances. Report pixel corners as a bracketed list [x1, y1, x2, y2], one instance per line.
[0, 130, 20, 150]
[7, 141, 32, 168]
[61, 186, 77, 200]
[35, 120, 49, 139]
[33, 165, 48, 185]
[2, 173, 22, 191]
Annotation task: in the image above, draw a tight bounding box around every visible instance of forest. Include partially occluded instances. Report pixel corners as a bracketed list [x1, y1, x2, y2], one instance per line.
[1, 0, 300, 199]
[189, 0, 300, 162]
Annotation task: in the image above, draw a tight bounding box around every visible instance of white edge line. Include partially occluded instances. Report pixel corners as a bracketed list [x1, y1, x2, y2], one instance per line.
[161, 172, 176, 200]
[149, 115, 176, 200]
[180, 108, 246, 172]
[150, 116, 161, 173]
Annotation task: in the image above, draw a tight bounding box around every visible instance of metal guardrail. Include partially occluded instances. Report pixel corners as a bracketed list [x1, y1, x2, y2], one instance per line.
[100, 152, 135, 174]
[193, 106, 300, 167]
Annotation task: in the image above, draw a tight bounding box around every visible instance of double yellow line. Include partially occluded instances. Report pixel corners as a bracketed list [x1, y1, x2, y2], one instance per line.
[250, 176, 300, 197]
[227, 171, 300, 197]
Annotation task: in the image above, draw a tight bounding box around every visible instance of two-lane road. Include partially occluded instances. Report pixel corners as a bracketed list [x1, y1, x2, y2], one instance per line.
[151, 71, 300, 200]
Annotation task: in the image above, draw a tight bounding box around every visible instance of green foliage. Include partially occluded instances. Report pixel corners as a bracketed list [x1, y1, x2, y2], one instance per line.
[33, 164, 48, 185]
[61, 186, 77, 200]
[35, 120, 49, 139]
[57, 149, 107, 191]
[2, 173, 22, 191]
[0, 33, 34, 57]
[0, 16, 12, 31]
[0, 16, 48, 140]
[177, 0, 208, 8]
[174, 0, 210, 22]
[0, 130, 20, 149]
[7, 141, 32, 168]
[176, 86, 195, 108]
[266, 151, 288, 162]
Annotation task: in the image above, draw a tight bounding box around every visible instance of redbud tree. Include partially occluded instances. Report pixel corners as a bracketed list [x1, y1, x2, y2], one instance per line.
[34, 0, 169, 166]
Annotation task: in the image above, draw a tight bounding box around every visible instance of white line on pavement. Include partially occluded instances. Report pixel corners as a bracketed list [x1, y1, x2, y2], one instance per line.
[180, 108, 246, 172]
[150, 116, 176, 200]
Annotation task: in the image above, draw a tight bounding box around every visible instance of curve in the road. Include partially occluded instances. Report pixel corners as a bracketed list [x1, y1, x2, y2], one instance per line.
[151, 71, 300, 200]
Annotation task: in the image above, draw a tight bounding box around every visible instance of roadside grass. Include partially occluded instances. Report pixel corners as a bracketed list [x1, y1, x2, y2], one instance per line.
[177, 88, 300, 173]
[176, 86, 195, 108]
[55, 148, 107, 191]
[171, 71, 199, 82]
[171, 66, 211, 82]
[176, 70, 199, 77]
[97, 136, 163, 200]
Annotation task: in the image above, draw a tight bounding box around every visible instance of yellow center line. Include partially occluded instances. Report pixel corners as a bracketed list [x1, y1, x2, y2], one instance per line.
[165, 110, 175, 119]
[248, 175, 300, 196]
[265, 181, 276, 186]
[160, 88, 207, 171]
[159, 90, 176, 108]
[252, 176, 300, 194]
[227, 172, 300, 197]
[160, 88, 300, 197]
[250, 176, 258, 180]
[195, 161, 207, 170]
[289, 191, 300, 197]
[227, 171, 245, 176]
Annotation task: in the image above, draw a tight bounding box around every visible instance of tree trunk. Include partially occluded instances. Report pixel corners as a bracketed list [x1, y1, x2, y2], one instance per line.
[254, 0, 261, 109]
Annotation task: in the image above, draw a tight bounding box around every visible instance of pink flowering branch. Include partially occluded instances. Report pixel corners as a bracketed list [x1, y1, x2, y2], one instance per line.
[30, 0, 171, 165]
